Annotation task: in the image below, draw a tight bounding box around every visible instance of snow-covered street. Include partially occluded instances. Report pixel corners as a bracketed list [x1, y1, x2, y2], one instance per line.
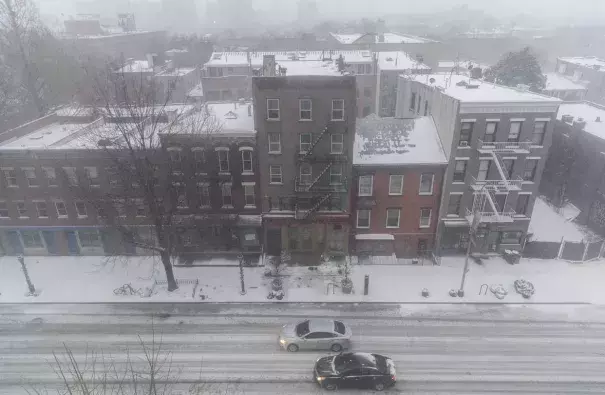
[2, 303, 605, 394]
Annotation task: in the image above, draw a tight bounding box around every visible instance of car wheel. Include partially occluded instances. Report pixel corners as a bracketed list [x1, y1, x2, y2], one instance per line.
[330, 343, 343, 352]
[324, 382, 338, 391]
[287, 344, 299, 352]
[374, 382, 386, 391]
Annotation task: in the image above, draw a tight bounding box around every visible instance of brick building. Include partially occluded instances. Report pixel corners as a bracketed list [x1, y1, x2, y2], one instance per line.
[352, 115, 447, 258]
[555, 57, 605, 105]
[0, 102, 261, 256]
[396, 74, 561, 255]
[252, 60, 357, 259]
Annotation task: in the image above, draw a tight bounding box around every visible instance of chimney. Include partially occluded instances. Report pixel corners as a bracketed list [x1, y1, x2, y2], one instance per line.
[234, 102, 237, 110]
[597, 116, 602, 122]
[378, 33, 385, 43]
[573, 117, 587, 130]
[146, 53, 154, 69]
[247, 104, 252, 117]
[263, 55, 276, 77]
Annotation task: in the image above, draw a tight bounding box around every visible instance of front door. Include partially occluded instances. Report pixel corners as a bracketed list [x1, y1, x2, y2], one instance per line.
[42, 231, 58, 255]
[66, 231, 80, 255]
[266, 228, 281, 256]
[340, 369, 364, 389]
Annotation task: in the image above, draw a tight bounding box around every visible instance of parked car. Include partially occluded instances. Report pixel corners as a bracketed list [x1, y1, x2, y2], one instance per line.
[313, 352, 396, 391]
[278, 319, 351, 352]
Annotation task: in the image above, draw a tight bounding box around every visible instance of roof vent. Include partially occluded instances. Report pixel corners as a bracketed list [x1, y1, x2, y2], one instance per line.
[456, 80, 468, 87]
[596, 116, 602, 122]
[429, 78, 436, 84]
[561, 114, 574, 123]
[212, 53, 222, 60]
[466, 84, 480, 89]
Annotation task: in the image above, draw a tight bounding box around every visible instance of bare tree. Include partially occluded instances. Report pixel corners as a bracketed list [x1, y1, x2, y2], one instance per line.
[69, 64, 221, 291]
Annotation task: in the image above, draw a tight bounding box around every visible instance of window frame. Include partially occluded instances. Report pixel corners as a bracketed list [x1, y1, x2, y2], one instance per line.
[477, 159, 491, 181]
[299, 98, 312, 121]
[516, 194, 530, 216]
[508, 121, 522, 143]
[84, 166, 99, 187]
[331, 99, 345, 121]
[356, 209, 371, 229]
[3, 168, 17, 187]
[358, 175, 373, 196]
[55, 201, 68, 218]
[267, 98, 280, 120]
[35, 201, 48, 218]
[193, 149, 205, 172]
[43, 167, 57, 186]
[268, 133, 281, 154]
[532, 121, 547, 145]
[299, 163, 312, 185]
[419, 173, 434, 195]
[23, 167, 38, 187]
[244, 184, 255, 207]
[330, 133, 344, 154]
[330, 165, 343, 185]
[269, 165, 283, 184]
[241, 150, 253, 173]
[484, 122, 498, 143]
[388, 175, 404, 195]
[21, 230, 43, 248]
[453, 160, 467, 182]
[299, 133, 312, 153]
[78, 229, 102, 248]
[458, 122, 474, 146]
[410, 92, 416, 110]
[63, 167, 78, 186]
[198, 184, 210, 207]
[217, 150, 230, 172]
[503, 159, 515, 178]
[16, 201, 27, 217]
[447, 194, 462, 216]
[221, 183, 233, 207]
[523, 159, 538, 181]
[75, 201, 88, 218]
[0, 201, 9, 218]
[385, 208, 401, 229]
[419, 208, 432, 228]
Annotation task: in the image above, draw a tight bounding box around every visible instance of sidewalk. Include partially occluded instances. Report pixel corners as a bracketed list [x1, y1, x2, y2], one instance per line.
[0, 254, 604, 304]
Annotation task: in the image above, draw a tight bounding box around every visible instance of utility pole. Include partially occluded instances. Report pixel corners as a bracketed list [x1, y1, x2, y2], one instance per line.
[458, 186, 485, 297]
[17, 255, 37, 296]
[238, 253, 246, 295]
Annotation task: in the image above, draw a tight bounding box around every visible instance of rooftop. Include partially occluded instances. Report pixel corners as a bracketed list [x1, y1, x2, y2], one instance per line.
[330, 32, 436, 45]
[408, 74, 561, 104]
[275, 59, 342, 76]
[559, 56, 605, 71]
[354, 115, 447, 166]
[377, 51, 431, 71]
[155, 67, 196, 77]
[544, 73, 588, 92]
[0, 121, 94, 150]
[557, 102, 605, 140]
[117, 60, 153, 74]
[168, 102, 255, 137]
[187, 83, 204, 98]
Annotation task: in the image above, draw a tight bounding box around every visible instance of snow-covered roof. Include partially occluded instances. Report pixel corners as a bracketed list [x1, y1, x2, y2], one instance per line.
[330, 32, 435, 45]
[408, 74, 561, 104]
[155, 67, 196, 77]
[437, 60, 490, 71]
[354, 115, 447, 166]
[557, 102, 605, 140]
[559, 57, 605, 71]
[377, 51, 431, 71]
[187, 83, 204, 98]
[544, 73, 588, 92]
[528, 197, 588, 243]
[167, 102, 255, 137]
[205, 51, 377, 67]
[276, 60, 342, 76]
[117, 60, 153, 74]
[55, 106, 95, 118]
[0, 122, 93, 150]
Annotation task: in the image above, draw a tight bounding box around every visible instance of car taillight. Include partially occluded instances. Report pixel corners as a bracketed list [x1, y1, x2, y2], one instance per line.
[391, 375, 396, 381]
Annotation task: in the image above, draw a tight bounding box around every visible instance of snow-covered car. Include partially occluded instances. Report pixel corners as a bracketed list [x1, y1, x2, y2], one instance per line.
[313, 352, 396, 391]
[278, 319, 351, 352]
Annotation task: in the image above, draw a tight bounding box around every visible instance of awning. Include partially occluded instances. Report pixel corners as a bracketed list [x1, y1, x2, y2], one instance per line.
[355, 233, 395, 241]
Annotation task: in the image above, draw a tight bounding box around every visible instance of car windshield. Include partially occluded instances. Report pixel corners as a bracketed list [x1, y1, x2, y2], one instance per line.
[334, 354, 362, 374]
[296, 320, 310, 337]
[334, 320, 346, 335]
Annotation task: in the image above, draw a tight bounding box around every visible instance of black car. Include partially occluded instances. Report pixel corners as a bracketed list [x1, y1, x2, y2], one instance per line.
[313, 352, 396, 391]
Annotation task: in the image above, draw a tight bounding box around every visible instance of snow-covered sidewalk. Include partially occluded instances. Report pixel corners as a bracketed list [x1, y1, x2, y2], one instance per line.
[1, 255, 604, 304]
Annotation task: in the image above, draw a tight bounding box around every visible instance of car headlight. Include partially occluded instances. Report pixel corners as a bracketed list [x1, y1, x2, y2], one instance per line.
[316, 376, 324, 382]
[279, 339, 286, 345]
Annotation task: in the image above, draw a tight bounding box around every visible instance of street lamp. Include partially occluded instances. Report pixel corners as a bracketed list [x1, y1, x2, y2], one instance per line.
[458, 184, 486, 297]
[17, 255, 37, 296]
[238, 253, 246, 295]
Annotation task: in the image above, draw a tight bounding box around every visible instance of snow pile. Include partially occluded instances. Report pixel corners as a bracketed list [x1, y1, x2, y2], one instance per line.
[528, 197, 588, 242]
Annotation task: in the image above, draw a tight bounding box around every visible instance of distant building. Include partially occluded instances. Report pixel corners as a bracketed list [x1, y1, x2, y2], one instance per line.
[555, 57, 605, 104]
[396, 74, 561, 255]
[352, 115, 447, 258]
[542, 72, 588, 101]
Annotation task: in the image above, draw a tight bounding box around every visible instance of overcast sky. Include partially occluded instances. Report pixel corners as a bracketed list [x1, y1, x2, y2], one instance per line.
[35, 0, 605, 24]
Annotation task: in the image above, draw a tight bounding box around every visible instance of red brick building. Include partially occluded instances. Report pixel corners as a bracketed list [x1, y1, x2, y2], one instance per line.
[352, 115, 447, 258]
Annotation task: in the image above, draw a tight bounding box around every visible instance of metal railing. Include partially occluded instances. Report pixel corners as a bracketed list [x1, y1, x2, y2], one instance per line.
[470, 176, 523, 191]
[294, 177, 348, 193]
[477, 139, 532, 152]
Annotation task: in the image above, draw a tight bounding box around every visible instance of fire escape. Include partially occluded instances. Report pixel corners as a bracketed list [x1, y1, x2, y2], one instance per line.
[293, 125, 348, 220]
[467, 139, 532, 225]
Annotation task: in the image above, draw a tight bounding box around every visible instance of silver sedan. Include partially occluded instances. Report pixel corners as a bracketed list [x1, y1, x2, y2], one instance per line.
[278, 319, 352, 352]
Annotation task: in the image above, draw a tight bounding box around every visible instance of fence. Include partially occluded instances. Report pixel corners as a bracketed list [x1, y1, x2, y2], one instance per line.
[524, 236, 605, 262]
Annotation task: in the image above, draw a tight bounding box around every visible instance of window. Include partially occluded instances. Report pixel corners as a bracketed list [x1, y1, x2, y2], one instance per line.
[363, 87, 372, 97]
[503, 159, 515, 178]
[484, 122, 497, 143]
[169, 149, 181, 163]
[386, 208, 400, 228]
[501, 231, 523, 245]
[459, 122, 473, 146]
[417, 95, 422, 114]
[135, 199, 146, 217]
[331, 99, 344, 121]
[523, 159, 538, 181]
[389, 175, 404, 195]
[43, 167, 57, 186]
[419, 173, 434, 195]
[17, 202, 27, 217]
[75, 201, 88, 217]
[84, 167, 99, 187]
[3, 168, 17, 186]
[453, 160, 467, 182]
[21, 231, 43, 248]
[55, 201, 68, 217]
[299, 99, 312, 120]
[35, 201, 48, 218]
[106, 167, 119, 187]
[410, 92, 416, 110]
[331, 134, 344, 154]
[269, 165, 282, 184]
[532, 121, 546, 145]
[96, 202, 107, 218]
[424, 100, 428, 116]
[267, 98, 280, 120]
[244, 185, 255, 206]
[330, 165, 343, 185]
[210, 224, 221, 237]
[193, 149, 205, 172]
[508, 122, 522, 142]
[477, 160, 490, 181]
[217, 150, 229, 172]
[63, 167, 77, 186]
[198, 184, 210, 207]
[221, 183, 232, 206]
[268, 133, 281, 153]
[300, 133, 312, 153]
[208, 67, 223, 77]
[241, 150, 253, 173]
[419, 208, 432, 228]
[176, 188, 188, 209]
[447, 194, 462, 215]
[23, 168, 37, 187]
[78, 230, 102, 247]
[358, 175, 373, 196]
[300, 164, 312, 185]
[356, 64, 365, 74]
[0, 202, 8, 218]
[516, 194, 530, 215]
[365, 64, 371, 74]
[115, 200, 127, 217]
[357, 209, 370, 228]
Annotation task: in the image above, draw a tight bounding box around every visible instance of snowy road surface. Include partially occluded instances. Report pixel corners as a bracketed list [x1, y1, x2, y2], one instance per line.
[2, 303, 605, 394]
